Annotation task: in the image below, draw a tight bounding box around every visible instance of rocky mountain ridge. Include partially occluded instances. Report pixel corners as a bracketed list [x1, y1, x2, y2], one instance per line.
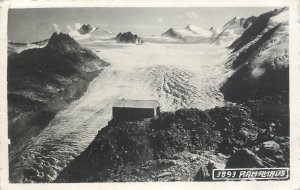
[8, 32, 109, 152]
[209, 16, 257, 45]
[221, 7, 289, 102]
[220, 7, 289, 171]
[161, 25, 211, 42]
[77, 24, 98, 35]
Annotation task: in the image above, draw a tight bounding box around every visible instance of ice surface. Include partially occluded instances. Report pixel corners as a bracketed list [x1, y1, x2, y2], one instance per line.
[10, 37, 232, 182]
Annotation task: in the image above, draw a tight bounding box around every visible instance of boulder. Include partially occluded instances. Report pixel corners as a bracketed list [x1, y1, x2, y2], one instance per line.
[255, 140, 287, 167]
[194, 162, 216, 181]
[115, 32, 143, 44]
[226, 149, 266, 168]
[194, 167, 210, 181]
[260, 140, 282, 154]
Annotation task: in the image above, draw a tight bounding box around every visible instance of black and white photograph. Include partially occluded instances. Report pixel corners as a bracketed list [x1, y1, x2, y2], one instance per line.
[1, 1, 298, 188]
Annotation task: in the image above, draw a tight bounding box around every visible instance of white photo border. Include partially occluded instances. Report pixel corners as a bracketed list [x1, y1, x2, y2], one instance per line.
[0, 0, 299, 189]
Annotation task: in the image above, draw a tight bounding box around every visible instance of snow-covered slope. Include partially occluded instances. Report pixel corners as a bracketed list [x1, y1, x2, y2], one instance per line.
[10, 39, 232, 182]
[160, 18, 256, 45]
[221, 7, 289, 102]
[209, 16, 256, 45]
[161, 25, 211, 42]
[185, 25, 211, 36]
[229, 8, 287, 52]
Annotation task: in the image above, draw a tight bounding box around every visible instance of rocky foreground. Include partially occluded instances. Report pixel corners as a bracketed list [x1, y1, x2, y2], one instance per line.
[55, 103, 288, 182]
[55, 8, 289, 182]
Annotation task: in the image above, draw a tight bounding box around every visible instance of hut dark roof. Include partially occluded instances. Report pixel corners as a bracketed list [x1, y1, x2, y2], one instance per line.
[113, 99, 159, 109]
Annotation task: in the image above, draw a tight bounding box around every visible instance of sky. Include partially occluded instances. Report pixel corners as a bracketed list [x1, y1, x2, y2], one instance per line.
[8, 7, 278, 42]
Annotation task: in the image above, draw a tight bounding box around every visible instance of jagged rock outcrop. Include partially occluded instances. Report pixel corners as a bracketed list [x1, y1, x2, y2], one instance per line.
[77, 24, 97, 35]
[8, 32, 109, 150]
[226, 139, 289, 168]
[194, 162, 216, 181]
[229, 8, 287, 52]
[161, 28, 182, 39]
[226, 149, 267, 168]
[115, 32, 143, 44]
[208, 105, 258, 155]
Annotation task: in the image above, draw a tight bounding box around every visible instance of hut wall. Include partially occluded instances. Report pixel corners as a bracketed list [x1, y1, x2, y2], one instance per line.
[112, 107, 156, 121]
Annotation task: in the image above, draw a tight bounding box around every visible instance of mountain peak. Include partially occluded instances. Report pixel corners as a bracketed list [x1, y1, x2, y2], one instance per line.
[185, 25, 191, 31]
[115, 32, 143, 44]
[77, 24, 95, 35]
[46, 32, 80, 51]
[161, 28, 178, 38]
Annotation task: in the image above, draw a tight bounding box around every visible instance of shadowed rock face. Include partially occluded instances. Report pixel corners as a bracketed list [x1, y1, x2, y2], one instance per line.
[8, 32, 109, 149]
[115, 32, 143, 44]
[46, 32, 82, 52]
[161, 28, 182, 39]
[185, 25, 192, 31]
[221, 8, 289, 103]
[226, 149, 266, 168]
[229, 7, 287, 52]
[77, 24, 95, 35]
[242, 16, 257, 28]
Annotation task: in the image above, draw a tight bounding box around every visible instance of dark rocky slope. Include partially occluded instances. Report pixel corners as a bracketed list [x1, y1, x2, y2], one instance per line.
[55, 103, 289, 182]
[115, 32, 143, 44]
[55, 108, 223, 182]
[8, 32, 109, 150]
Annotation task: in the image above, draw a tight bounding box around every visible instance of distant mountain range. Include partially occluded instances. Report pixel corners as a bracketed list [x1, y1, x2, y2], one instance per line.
[161, 16, 257, 45]
[161, 25, 211, 42]
[8, 24, 115, 56]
